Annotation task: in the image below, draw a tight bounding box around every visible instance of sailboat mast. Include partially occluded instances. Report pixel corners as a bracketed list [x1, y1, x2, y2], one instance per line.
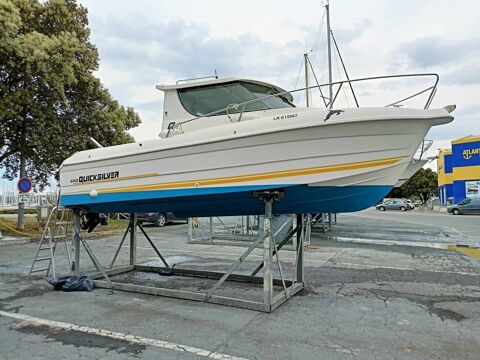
[304, 53, 310, 107]
[326, 1, 333, 108]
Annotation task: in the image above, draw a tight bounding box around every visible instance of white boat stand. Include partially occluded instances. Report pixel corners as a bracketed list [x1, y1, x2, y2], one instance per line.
[70, 191, 307, 312]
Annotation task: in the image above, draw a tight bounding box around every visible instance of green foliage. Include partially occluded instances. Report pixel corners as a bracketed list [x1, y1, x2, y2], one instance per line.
[0, 0, 141, 189]
[389, 168, 438, 203]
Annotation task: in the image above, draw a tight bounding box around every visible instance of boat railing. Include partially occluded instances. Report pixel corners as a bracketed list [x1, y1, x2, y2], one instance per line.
[168, 73, 439, 136]
[413, 139, 434, 164]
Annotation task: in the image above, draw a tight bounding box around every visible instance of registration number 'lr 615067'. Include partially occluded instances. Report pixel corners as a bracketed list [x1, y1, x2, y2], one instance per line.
[273, 113, 298, 121]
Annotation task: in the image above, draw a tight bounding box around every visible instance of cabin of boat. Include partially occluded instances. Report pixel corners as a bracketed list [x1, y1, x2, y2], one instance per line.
[156, 77, 295, 136]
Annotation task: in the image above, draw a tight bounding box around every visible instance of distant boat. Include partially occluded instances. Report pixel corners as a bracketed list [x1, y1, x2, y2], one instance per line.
[59, 76, 454, 217]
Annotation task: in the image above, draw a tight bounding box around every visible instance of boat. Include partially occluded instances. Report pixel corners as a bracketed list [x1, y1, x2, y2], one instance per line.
[59, 76, 454, 217]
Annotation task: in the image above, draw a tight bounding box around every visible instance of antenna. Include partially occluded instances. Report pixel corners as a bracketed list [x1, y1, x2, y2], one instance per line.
[176, 72, 220, 84]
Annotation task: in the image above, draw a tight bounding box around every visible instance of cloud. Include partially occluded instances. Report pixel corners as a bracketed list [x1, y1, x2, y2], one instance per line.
[90, 16, 303, 83]
[390, 36, 480, 70]
[333, 18, 372, 45]
[444, 64, 480, 86]
[88, 14, 309, 139]
[427, 105, 480, 140]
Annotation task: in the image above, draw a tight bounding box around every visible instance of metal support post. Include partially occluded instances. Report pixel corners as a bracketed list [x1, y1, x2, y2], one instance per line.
[17, 155, 26, 230]
[109, 222, 131, 269]
[296, 215, 302, 245]
[296, 214, 304, 283]
[251, 225, 298, 276]
[303, 214, 312, 247]
[209, 217, 213, 241]
[137, 222, 169, 267]
[216, 217, 229, 232]
[72, 211, 81, 275]
[130, 213, 137, 266]
[70, 210, 111, 285]
[263, 199, 273, 306]
[271, 234, 288, 298]
[188, 218, 193, 242]
[292, 215, 297, 248]
[81, 235, 112, 287]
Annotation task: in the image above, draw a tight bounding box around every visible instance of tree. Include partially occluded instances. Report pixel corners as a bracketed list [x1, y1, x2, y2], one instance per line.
[0, 0, 141, 190]
[388, 168, 438, 203]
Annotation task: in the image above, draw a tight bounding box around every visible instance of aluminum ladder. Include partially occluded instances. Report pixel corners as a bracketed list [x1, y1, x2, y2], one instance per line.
[27, 206, 72, 279]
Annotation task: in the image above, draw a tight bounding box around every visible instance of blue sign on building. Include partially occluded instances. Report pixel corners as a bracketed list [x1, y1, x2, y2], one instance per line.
[441, 135, 480, 204]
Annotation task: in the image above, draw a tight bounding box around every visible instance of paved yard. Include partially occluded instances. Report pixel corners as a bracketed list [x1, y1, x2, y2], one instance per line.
[0, 212, 479, 359]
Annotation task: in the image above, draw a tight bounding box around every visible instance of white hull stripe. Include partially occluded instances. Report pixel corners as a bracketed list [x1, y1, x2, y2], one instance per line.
[0, 310, 249, 360]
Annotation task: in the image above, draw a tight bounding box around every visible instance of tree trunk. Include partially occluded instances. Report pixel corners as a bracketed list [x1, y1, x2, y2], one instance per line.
[17, 154, 26, 230]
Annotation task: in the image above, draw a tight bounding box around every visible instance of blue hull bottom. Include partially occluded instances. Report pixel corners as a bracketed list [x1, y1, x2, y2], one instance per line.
[61, 184, 392, 216]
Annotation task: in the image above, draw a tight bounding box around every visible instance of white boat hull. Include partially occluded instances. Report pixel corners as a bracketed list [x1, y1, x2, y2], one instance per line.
[60, 107, 452, 216]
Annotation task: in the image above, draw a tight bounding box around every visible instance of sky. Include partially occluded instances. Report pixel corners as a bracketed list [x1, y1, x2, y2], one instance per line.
[78, 0, 480, 150]
[2, 0, 480, 186]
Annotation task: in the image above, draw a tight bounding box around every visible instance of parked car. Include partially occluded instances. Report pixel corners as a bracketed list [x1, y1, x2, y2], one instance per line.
[447, 198, 480, 215]
[376, 199, 410, 211]
[136, 212, 187, 227]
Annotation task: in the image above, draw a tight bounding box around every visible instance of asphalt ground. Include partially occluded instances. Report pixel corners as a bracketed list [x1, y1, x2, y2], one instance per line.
[339, 207, 480, 246]
[0, 209, 479, 359]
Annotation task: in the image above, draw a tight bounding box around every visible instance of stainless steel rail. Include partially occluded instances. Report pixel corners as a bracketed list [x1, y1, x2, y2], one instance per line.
[413, 139, 434, 164]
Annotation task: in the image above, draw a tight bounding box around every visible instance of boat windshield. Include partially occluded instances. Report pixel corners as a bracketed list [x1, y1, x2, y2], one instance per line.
[178, 81, 295, 117]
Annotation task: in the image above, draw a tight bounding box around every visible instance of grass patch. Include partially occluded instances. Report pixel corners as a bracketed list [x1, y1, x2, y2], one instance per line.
[0, 216, 129, 238]
[0, 208, 37, 215]
[0, 217, 42, 237]
[100, 219, 129, 230]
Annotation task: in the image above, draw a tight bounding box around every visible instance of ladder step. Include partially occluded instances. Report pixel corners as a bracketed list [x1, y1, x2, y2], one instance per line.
[42, 236, 65, 240]
[40, 243, 56, 247]
[55, 221, 71, 225]
[30, 267, 50, 273]
[34, 257, 52, 262]
[39, 247, 52, 251]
